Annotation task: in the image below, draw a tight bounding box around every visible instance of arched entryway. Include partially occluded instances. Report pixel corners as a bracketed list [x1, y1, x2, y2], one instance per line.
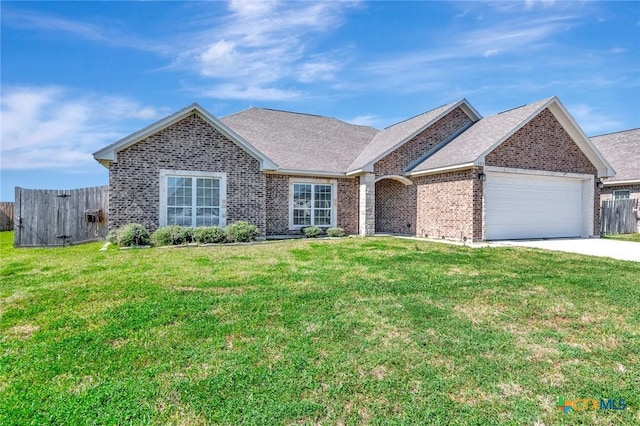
[374, 175, 416, 234]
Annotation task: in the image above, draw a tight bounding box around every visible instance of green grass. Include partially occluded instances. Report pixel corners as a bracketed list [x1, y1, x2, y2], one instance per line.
[1, 231, 639, 425]
[603, 233, 640, 242]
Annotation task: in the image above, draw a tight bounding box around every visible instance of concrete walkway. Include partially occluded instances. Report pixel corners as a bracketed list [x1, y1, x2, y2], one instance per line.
[489, 238, 640, 262]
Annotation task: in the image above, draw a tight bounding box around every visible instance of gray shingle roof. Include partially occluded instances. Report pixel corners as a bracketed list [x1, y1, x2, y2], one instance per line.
[410, 97, 554, 173]
[591, 128, 640, 183]
[221, 108, 378, 173]
[347, 101, 470, 173]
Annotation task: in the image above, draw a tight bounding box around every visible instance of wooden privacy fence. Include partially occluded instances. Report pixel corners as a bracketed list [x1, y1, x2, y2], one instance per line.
[14, 186, 109, 247]
[601, 199, 638, 235]
[0, 202, 14, 231]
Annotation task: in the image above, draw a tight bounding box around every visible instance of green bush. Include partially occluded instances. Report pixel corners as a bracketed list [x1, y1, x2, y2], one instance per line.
[225, 221, 258, 243]
[194, 226, 226, 244]
[152, 225, 193, 246]
[326, 227, 346, 237]
[106, 229, 119, 244]
[115, 223, 151, 247]
[303, 226, 323, 238]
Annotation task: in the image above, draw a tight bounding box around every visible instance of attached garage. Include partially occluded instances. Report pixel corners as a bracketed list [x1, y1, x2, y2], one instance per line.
[484, 169, 594, 240]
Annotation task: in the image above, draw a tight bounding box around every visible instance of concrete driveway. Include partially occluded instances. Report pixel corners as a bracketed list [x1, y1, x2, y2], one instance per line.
[489, 238, 640, 262]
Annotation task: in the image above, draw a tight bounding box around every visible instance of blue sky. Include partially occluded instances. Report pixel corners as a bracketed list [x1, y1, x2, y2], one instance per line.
[1, 0, 639, 201]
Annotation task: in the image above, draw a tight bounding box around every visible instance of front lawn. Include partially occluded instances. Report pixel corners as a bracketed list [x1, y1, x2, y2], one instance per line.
[603, 233, 640, 242]
[1, 231, 638, 424]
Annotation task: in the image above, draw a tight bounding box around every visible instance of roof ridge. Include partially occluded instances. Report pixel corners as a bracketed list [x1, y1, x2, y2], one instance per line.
[495, 96, 554, 116]
[591, 127, 640, 138]
[259, 107, 326, 118]
[382, 100, 461, 129]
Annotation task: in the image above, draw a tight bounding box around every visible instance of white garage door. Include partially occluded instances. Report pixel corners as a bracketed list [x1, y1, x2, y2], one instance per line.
[485, 173, 584, 240]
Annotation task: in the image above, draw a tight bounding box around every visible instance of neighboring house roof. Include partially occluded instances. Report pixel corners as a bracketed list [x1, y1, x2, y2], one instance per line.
[93, 103, 278, 170]
[408, 96, 616, 178]
[346, 99, 481, 174]
[220, 108, 377, 175]
[590, 128, 640, 185]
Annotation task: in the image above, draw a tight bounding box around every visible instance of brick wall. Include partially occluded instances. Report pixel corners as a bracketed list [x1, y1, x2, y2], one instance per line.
[485, 109, 597, 175]
[414, 168, 480, 241]
[485, 107, 600, 234]
[265, 174, 359, 236]
[373, 107, 474, 234]
[108, 113, 266, 234]
[374, 107, 473, 177]
[375, 179, 416, 234]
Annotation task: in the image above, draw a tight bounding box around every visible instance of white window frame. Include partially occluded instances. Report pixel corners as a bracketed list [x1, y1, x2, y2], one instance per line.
[159, 170, 227, 227]
[613, 190, 631, 200]
[288, 178, 337, 230]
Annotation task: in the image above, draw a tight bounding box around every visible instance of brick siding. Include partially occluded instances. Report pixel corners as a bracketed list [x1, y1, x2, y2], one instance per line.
[108, 113, 266, 234]
[374, 107, 473, 177]
[485, 108, 600, 234]
[374, 107, 474, 234]
[375, 179, 416, 234]
[414, 168, 481, 241]
[265, 174, 359, 236]
[485, 109, 597, 175]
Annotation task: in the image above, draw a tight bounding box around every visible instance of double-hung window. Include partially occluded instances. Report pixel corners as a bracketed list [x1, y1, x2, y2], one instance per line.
[290, 179, 336, 228]
[160, 170, 226, 227]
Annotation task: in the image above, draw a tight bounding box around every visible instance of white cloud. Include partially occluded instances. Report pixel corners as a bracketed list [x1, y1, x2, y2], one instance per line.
[202, 84, 301, 101]
[343, 114, 380, 128]
[228, 0, 278, 17]
[0, 86, 164, 170]
[2, 7, 169, 54]
[297, 61, 340, 83]
[568, 103, 625, 135]
[525, 0, 556, 11]
[176, 1, 359, 100]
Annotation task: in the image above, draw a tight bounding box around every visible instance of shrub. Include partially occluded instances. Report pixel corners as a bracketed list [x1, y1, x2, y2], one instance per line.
[116, 223, 151, 247]
[303, 226, 323, 238]
[326, 227, 346, 237]
[106, 229, 119, 244]
[152, 225, 193, 246]
[194, 226, 226, 244]
[225, 221, 258, 243]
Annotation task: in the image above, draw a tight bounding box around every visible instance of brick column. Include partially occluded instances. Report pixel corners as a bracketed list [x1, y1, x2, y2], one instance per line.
[359, 173, 375, 236]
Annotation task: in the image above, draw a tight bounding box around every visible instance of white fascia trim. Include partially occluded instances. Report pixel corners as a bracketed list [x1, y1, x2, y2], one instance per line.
[546, 100, 615, 178]
[348, 99, 481, 173]
[93, 103, 278, 170]
[483, 166, 595, 180]
[159, 169, 228, 228]
[288, 177, 338, 230]
[406, 162, 475, 177]
[375, 175, 413, 185]
[345, 168, 372, 176]
[603, 179, 640, 186]
[265, 169, 349, 178]
[459, 98, 483, 122]
[475, 98, 554, 167]
[475, 97, 616, 179]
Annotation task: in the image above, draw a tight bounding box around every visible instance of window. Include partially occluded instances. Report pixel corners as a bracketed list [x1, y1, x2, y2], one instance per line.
[290, 180, 336, 228]
[614, 190, 630, 200]
[160, 170, 226, 227]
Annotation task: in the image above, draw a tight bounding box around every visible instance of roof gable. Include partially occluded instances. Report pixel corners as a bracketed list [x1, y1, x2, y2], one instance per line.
[591, 128, 640, 184]
[221, 108, 378, 174]
[347, 99, 481, 173]
[408, 97, 615, 178]
[93, 103, 277, 170]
